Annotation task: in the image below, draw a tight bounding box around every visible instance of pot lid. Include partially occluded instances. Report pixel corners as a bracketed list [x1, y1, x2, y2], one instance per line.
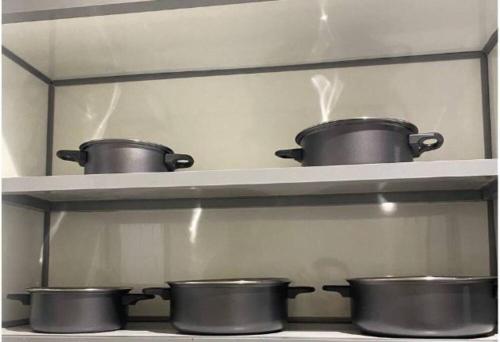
[79, 139, 173, 153]
[27, 287, 132, 293]
[295, 118, 419, 145]
[346, 276, 497, 284]
[168, 278, 290, 287]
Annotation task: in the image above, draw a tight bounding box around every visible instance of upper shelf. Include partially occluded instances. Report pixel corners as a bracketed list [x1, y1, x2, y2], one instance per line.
[2, 160, 497, 208]
[2, 0, 497, 80]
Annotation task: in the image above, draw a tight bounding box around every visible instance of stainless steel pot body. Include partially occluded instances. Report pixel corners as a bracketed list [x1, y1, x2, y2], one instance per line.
[7, 288, 153, 333]
[144, 278, 315, 334]
[323, 277, 497, 338]
[276, 118, 444, 166]
[57, 139, 194, 174]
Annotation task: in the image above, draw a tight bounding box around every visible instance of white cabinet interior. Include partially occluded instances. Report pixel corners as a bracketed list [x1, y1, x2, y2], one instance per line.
[1, 0, 497, 339]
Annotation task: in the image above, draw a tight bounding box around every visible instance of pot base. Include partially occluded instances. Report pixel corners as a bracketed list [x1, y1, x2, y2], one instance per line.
[31, 326, 123, 334]
[357, 325, 497, 339]
[174, 326, 283, 335]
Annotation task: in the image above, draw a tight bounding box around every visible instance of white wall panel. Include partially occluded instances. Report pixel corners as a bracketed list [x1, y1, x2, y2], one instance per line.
[2, 57, 48, 177]
[2, 205, 44, 321]
[53, 59, 483, 174]
[49, 202, 489, 317]
[488, 45, 497, 158]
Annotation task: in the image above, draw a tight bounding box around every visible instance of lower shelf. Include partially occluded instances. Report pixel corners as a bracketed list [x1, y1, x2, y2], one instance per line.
[2, 322, 497, 341]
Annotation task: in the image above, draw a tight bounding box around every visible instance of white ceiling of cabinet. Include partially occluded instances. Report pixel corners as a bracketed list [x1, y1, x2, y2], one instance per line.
[2, 0, 497, 80]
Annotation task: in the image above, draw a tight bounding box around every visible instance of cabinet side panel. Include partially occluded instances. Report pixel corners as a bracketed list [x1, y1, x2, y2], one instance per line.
[2, 57, 48, 177]
[2, 204, 43, 321]
[2, 54, 48, 322]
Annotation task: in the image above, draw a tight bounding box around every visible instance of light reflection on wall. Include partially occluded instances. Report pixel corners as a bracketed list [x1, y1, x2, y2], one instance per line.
[311, 0, 335, 57]
[311, 73, 344, 123]
[2, 136, 19, 177]
[307, 0, 345, 124]
[377, 194, 398, 215]
[90, 84, 122, 140]
[189, 206, 203, 244]
[40, 211, 67, 265]
[380, 201, 397, 214]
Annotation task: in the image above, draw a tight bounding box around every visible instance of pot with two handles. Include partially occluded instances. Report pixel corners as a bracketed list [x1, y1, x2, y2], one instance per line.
[143, 278, 315, 334]
[7, 287, 154, 333]
[323, 276, 497, 338]
[57, 139, 194, 174]
[276, 118, 444, 166]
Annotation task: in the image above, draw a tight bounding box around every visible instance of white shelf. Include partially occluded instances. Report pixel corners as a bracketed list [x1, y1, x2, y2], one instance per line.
[2, 0, 497, 80]
[3, 322, 497, 341]
[2, 160, 497, 204]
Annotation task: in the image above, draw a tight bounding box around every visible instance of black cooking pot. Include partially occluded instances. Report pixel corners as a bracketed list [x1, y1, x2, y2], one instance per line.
[7, 287, 153, 333]
[57, 139, 194, 174]
[323, 276, 497, 338]
[276, 118, 444, 166]
[143, 278, 315, 334]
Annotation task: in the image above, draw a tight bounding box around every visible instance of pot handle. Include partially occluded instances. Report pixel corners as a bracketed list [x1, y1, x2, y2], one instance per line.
[7, 293, 31, 305]
[164, 154, 194, 171]
[409, 132, 444, 157]
[121, 293, 154, 306]
[142, 287, 171, 300]
[275, 148, 304, 162]
[56, 150, 88, 166]
[322, 285, 351, 297]
[287, 286, 315, 299]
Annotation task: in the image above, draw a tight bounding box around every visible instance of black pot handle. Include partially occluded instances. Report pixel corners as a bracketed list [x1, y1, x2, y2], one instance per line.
[322, 285, 351, 297]
[164, 154, 194, 171]
[56, 150, 88, 166]
[275, 148, 304, 162]
[142, 287, 171, 300]
[7, 293, 31, 305]
[409, 132, 444, 157]
[287, 286, 315, 299]
[121, 293, 154, 306]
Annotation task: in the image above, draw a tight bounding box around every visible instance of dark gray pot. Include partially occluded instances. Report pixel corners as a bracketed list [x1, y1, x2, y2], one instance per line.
[7, 287, 153, 333]
[143, 278, 315, 334]
[323, 276, 497, 338]
[57, 139, 194, 174]
[276, 118, 444, 166]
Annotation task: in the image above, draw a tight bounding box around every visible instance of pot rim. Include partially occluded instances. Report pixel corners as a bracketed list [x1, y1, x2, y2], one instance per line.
[26, 287, 132, 293]
[79, 139, 173, 154]
[167, 278, 291, 287]
[295, 118, 419, 144]
[346, 276, 497, 284]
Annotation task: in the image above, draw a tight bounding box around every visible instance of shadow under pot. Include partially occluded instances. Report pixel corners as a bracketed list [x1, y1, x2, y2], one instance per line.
[276, 118, 444, 166]
[143, 278, 315, 334]
[57, 139, 194, 174]
[323, 276, 497, 338]
[7, 287, 153, 333]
